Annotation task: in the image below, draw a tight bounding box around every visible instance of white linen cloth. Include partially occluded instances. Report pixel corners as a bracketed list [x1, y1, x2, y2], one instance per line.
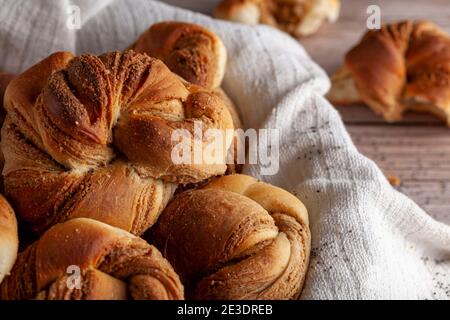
[0, 0, 449, 300]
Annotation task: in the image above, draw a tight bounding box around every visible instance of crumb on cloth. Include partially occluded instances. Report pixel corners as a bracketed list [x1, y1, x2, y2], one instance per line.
[387, 174, 401, 187]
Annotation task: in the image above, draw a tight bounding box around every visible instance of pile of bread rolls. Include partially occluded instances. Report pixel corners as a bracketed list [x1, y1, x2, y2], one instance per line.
[0, 22, 311, 300]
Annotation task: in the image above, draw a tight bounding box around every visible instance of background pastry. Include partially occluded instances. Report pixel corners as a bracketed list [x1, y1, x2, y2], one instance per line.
[328, 21, 450, 125]
[214, 0, 341, 37]
[150, 174, 310, 300]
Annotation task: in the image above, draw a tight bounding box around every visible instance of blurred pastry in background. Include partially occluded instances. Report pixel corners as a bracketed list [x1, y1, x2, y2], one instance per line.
[328, 21, 450, 126]
[214, 0, 341, 37]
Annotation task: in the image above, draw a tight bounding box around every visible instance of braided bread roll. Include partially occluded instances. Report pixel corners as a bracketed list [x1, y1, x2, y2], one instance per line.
[328, 21, 450, 125]
[131, 21, 243, 131]
[132, 22, 243, 174]
[0, 218, 183, 300]
[132, 21, 226, 90]
[151, 174, 310, 300]
[2, 50, 233, 234]
[214, 0, 340, 37]
[0, 195, 18, 285]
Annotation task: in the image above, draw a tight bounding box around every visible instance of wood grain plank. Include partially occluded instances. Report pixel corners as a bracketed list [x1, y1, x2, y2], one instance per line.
[348, 125, 450, 224]
[398, 181, 450, 225]
[337, 105, 444, 124]
[160, 0, 217, 14]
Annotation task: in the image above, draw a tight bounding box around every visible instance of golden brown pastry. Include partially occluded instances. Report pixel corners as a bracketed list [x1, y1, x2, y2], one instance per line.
[151, 174, 310, 300]
[0, 73, 14, 125]
[131, 22, 240, 124]
[132, 22, 243, 174]
[212, 88, 244, 174]
[0, 195, 18, 285]
[0, 218, 183, 300]
[132, 21, 226, 90]
[214, 0, 340, 37]
[1, 50, 233, 234]
[328, 21, 450, 125]
[0, 73, 14, 192]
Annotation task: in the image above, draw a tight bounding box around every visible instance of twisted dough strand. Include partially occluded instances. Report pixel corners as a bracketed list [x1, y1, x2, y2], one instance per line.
[0, 218, 184, 300]
[132, 22, 227, 90]
[151, 174, 310, 300]
[132, 22, 244, 174]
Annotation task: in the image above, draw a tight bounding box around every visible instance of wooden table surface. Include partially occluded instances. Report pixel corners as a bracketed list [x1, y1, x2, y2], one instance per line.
[162, 0, 450, 225]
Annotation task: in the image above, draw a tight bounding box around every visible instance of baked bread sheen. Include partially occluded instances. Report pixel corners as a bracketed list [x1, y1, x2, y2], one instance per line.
[328, 21, 450, 124]
[0, 218, 183, 300]
[214, 0, 340, 37]
[131, 22, 241, 127]
[132, 21, 227, 90]
[0, 195, 18, 285]
[1, 50, 233, 234]
[132, 22, 243, 174]
[151, 174, 310, 300]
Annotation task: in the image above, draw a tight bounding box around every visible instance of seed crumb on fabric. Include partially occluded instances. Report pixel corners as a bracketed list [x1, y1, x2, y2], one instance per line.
[387, 174, 401, 187]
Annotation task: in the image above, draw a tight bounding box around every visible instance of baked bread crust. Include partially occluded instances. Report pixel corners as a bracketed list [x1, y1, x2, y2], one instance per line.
[0, 218, 183, 300]
[132, 22, 243, 174]
[132, 21, 227, 90]
[2, 51, 233, 234]
[0, 72, 14, 192]
[214, 0, 341, 37]
[0, 195, 18, 285]
[328, 21, 450, 125]
[151, 174, 310, 300]
[0, 73, 14, 125]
